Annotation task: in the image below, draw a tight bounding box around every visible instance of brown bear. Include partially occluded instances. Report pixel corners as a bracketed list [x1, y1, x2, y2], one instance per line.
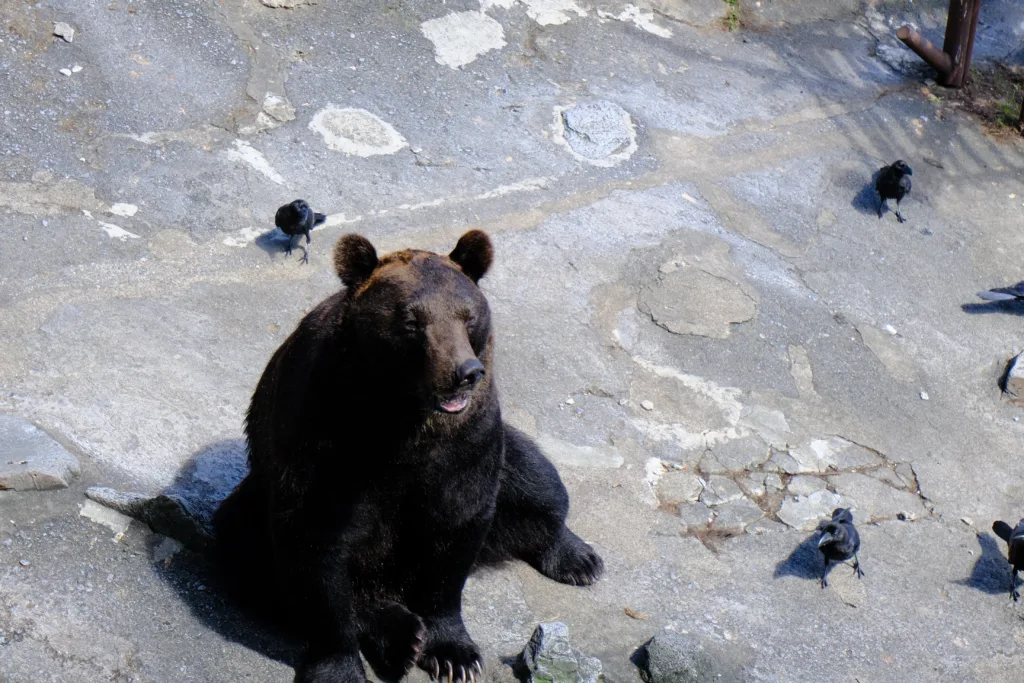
[213, 230, 603, 683]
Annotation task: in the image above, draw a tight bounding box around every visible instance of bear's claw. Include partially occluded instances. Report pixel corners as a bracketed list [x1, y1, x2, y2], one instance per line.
[535, 529, 605, 587]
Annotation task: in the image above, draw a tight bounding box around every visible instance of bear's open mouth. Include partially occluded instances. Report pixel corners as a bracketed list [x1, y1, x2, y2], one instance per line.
[436, 392, 470, 413]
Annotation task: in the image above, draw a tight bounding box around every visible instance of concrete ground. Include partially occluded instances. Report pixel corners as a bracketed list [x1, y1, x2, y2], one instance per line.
[3, 0, 1024, 681]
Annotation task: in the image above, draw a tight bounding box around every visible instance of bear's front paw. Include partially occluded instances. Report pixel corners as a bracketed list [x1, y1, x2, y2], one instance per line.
[536, 529, 604, 586]
[359, 602, 427, 682]
[417, 633, 482, 683]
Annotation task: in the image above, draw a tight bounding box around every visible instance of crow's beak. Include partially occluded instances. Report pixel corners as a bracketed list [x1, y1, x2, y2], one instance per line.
[818, 532, 835, 548]
[906, 168, 913, 175]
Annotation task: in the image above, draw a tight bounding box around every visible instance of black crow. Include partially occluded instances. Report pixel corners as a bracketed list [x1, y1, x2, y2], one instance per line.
[275, 199, 327, 264]
[992, 519, 1024, 601]
[977, 281, 1024, 302]
[816, 508, 863, 589]
[875, 160, 912, 223]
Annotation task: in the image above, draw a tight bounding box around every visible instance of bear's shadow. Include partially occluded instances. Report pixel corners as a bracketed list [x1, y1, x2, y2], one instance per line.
[146, 439, 303, 669]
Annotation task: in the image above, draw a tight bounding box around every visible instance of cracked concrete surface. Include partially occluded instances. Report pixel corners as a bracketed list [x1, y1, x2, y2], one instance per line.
[2, 0, 1024, 681]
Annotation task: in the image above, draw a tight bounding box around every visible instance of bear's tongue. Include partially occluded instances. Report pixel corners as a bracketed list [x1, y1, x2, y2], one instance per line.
[439, 395, 469, 413]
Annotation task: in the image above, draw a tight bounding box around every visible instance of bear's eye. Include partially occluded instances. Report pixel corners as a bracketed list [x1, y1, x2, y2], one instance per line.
[402, 314, 421, 334]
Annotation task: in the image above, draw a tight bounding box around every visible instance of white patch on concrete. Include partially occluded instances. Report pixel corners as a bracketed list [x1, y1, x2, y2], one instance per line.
[395, 198, 447, 211]
[644, 457, 668, 488]
[79, 499, 132, 535]
[475, 176, 552, 199]
[421, 11, 506, 69]
[322, 213, 364, 228]
[535, 433, 624, 468]
[597, 5, 672, 38]
[222, 227, 263, 247]
[522, 0, 587, 25]
[98, 221, 140, 241]
[223, 140, 286, 185]
[481, 0, 586, 25]
[109, 203, 139, 217]
[631, 356, 744, 424]
[309, 106, 408, 157]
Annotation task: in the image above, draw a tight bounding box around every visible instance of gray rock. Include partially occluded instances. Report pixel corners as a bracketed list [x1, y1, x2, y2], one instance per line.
[707, 436, 771, 471]
[763, 473, 783, 491]
[536, 434, 623, 469]
[828, 472, 926, 521]
[0, 416, 80, 491]
[636, 632, 752, 683]
[787, 475, 826, 497]
[737, 473, 765, 497]
[777, 490, 845, 531]
[559, 101, 633, 161]
[53, 21, 75, 42]
[697, 451, 728, 475]
[1006, 353, 1024, 400]
[517, 622, 603, 683]
[867, 467, 905, 488]
[875, 42, 927, 76]
[677, 502, 714, 532]
[698, 476, 744, 507]
[711, 498, 763, 534]
[657, 470, 703, 504]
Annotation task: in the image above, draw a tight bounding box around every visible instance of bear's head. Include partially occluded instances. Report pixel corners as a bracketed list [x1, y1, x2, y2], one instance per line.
[333, 230, 495, 418]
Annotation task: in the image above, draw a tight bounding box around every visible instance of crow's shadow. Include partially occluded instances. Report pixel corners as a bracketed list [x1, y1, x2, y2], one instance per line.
[255, 228, 308, 262]
[851, 169, 881, 216]
[962, 301, 1024, 317]
[145, 440, 302, 668]
[774, 532, 826, 582]
[957, 532, 1013, 596]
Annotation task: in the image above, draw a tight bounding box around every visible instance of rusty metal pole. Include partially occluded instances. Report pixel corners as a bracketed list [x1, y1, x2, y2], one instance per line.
[942, 0, 981, 87]
[896, 26, 952, 76]
[897, 0, 982, 88]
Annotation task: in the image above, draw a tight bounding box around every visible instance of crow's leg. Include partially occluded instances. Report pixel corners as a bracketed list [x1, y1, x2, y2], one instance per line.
[298, 230, 310, 264]
[285, 233, 295, 256]
[896, 198, 906, 223]
[877, 195, 884, 219]
[820, 559, 831, 589]
[1013, 568, 1020, 603]
[852, 554, 864, 579]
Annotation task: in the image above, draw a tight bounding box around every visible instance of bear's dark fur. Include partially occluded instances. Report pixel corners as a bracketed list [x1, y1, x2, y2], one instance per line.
[213, 230, 603, 683]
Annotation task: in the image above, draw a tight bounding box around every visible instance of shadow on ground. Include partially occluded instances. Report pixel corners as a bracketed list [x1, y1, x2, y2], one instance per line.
[961, 301, 1024, 316]
[850, 168, 882, 217]
[774, 533, 826, 582]
[958, 532, 1014, 596]
[148, 440, 303, 670]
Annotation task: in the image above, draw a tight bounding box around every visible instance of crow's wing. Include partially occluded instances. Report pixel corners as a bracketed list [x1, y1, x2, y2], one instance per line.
[313, 213, 328, 226]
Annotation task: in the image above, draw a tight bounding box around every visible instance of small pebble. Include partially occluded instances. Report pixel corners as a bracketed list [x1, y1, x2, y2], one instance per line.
[883, 324, 897, 335]
[920, 391, 929, 400]
[640, 400, 654, 411]
[71, 64, 82, 73]
[19, 559, 30, 567]
[618, 398, 628, 406]
[59, 68, 72, 76]
[961, 517, 974, 527]
[565, 398, 575, 405]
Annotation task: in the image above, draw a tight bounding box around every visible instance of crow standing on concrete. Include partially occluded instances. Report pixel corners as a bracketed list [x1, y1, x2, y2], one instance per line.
[977, 281, 1024, 302]
[875, 160, 913, 223]
[992, 519, 1024, 601]
[817, 508, 863, 589]
[275, 199, 326, 264]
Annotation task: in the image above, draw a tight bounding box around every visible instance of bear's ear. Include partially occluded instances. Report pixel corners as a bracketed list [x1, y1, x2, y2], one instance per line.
[333, 234, 379, 289]
[449, 230, 493, 283]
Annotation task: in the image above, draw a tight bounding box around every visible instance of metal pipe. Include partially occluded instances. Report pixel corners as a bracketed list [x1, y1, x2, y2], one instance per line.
[897, 25, 952, 76]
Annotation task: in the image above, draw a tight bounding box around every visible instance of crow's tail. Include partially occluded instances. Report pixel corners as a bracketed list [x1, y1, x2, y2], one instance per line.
[993, 520, 1013, 542]
[314, 213, 328, 226]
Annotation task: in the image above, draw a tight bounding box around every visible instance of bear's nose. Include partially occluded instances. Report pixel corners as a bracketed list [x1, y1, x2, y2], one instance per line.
[457, 359, 485, 388]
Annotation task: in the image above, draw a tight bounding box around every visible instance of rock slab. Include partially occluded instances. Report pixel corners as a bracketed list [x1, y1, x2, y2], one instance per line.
[517, 622, 603, 683]
[636, 632, 753, 683]
[0, 416, 80, 491]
